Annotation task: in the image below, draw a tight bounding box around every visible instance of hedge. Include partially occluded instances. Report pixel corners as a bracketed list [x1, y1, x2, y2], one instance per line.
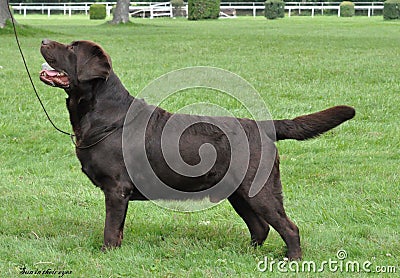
[340, 1, 355, 17]
[188, 0, 220, 20]
[383, 0, 400, 19]
[90, 4, 106, 20]
[265, 0, 285, 19]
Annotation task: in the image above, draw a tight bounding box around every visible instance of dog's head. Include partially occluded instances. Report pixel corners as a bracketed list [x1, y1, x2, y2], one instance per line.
[40, 39, 112, 90]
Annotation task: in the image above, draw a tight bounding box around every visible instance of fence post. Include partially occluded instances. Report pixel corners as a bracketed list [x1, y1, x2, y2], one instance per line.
[106, 4, 111, 17]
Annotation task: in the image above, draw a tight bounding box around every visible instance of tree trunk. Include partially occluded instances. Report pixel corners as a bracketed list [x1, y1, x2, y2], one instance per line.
[110, 0, 130, 24]
[0, 0, 17, 28]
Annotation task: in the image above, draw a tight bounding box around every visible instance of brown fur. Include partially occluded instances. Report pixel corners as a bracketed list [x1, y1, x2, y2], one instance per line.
[40, 39, 355, 260]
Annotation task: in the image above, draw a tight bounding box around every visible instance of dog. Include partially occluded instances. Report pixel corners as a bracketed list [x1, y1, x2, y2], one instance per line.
[39, 39, 355, 260]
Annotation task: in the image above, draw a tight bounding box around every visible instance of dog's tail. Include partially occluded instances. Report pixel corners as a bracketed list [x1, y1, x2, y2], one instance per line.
[272, 105, 355, 141]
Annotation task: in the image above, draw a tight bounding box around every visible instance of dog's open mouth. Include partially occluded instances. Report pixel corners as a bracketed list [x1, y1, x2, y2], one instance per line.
[39, 63, 70, 88]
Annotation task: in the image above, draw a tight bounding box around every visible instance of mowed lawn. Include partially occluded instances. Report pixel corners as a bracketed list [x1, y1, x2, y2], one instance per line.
[0, 15, 399, 277]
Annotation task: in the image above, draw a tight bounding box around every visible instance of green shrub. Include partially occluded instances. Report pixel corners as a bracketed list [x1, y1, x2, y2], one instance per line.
[383, 0, 400, 20]
[188, 0, 220, 20]
[264, 0, 285, 20]
[171, 0, 184, 8]
[340, 1, 355, 17]
[90, 4, 106, 20]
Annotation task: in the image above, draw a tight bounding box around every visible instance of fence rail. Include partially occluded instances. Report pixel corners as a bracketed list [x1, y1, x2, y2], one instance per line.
[12, 2, 113, 17]
[11, 2, 385, 18]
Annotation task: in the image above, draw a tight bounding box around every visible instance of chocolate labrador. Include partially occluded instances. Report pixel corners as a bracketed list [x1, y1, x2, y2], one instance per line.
[39, 39, 355, 259]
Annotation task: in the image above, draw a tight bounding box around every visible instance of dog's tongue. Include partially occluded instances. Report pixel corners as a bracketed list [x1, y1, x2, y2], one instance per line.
[41, 63, 59, 76]
[42, 70, 59, 77]
[40, 62, 69, 88]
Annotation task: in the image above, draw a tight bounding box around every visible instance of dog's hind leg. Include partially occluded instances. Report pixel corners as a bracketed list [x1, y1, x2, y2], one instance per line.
[228, 192, 270, 246]
[101, 182, 131, 250]
[246, 164, 302, 260]
[253, 198, 301, 260]
[246, 182, 301, 260]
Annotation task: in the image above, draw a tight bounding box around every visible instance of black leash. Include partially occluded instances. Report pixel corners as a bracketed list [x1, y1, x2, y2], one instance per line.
[70, 127, 122, 150]
[7, 0, 73, 138]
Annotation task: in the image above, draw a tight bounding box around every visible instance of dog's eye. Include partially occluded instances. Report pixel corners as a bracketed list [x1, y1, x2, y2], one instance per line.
[67, 45, 75, 51]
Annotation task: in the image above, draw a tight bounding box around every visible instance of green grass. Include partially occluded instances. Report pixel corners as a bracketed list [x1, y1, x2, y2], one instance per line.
[1, 15, 399, 277]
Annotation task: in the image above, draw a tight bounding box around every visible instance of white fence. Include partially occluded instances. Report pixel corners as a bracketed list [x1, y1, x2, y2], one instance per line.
[12, 2, 113, 17]
[284, 2, 383, 17]
[11, 2, 173, 18]
[129, 2, 173, 18]
[221, 2, 383, 17]
[11, 2, 385, 18]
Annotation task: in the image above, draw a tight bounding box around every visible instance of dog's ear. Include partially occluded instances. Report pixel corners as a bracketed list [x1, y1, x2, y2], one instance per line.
[76, 41, 112, 82]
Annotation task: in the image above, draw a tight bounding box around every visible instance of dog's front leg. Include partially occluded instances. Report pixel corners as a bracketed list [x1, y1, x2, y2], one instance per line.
[101, 187, 130, 251]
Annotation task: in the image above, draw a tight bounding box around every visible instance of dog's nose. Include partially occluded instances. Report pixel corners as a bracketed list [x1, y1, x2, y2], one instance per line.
[41, 39, 52, 46]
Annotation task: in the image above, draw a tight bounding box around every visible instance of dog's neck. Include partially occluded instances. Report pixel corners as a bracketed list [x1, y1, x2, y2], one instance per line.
[65, 71, 133, 144]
